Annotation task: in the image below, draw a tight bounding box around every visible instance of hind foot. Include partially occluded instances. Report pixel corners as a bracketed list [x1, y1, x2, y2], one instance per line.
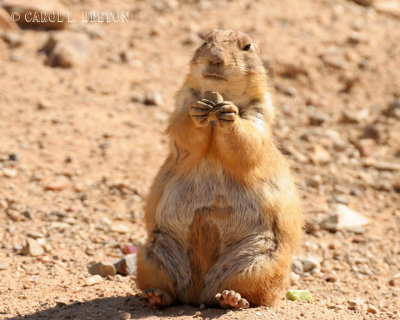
[215, 290, 249, 309]
[140, 288, 172, 307]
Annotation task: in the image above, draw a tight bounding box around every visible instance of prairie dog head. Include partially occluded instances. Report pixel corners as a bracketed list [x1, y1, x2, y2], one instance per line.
[190, 29, 266, 97]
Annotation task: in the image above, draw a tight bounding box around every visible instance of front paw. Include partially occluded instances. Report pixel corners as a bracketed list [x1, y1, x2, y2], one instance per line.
[190, 99, 216, 127]
[213, 101, 239, 128]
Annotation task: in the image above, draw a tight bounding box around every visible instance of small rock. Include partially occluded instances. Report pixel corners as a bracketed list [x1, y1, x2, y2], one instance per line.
[0, 7, 19, 31]
[349, 0, 375, 6]
[367, 304, 379, 314]
[292, 258, 304, 275]
[8, 153, 19, 161]
[309, 113, 328, 126]
[2, 168, 17, 178]
[37, 99, 53, 110]
[89, 262, 116, 277]
[347, 32, 365, 44]
[115, 253, 137, 275]
[383, 100, 400, 118]
[194, 311, 202, 318]
[131, 92, 144, 103]
[305, 218, 321, 235]
[290, 271, 300, 284]
[373, 1, 400, 18]
[300, 257, 320, 273]
[42, 31, 92, 68]
[324, 274, 338, 282]
[43, 176, 70, 191]
[9, 52, 20, 61]
[347, 298, 363, 311]
[332, 195, 349, 204]
[21, 238, 44, 256]
[6, 209, 21, 221]
[110, 224, 129, 234]
[353, 139, 373, 157]
[321, 48, 346, 69]
[340, 109, 360, 124]
[178, 310, 184, 316]
[2, 31, 22, 47]
[0, 262, 10, 270]
[366, 160, 400, 171]
[321, 204, 369, 233]
[360, 125, 380, 140]
[27, 231, 44, 239]
[2, 0, 68, 30]
[84, 275, 102, 286]
[310, 145, 331, 165]
[144, 91, 163, 106]
[275, 84, 297, 97]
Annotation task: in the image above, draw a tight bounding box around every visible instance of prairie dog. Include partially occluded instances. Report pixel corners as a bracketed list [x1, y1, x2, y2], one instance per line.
[136, 29, 303, 308]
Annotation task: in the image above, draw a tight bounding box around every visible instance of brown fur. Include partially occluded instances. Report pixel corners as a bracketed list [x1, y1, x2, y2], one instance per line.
[136, 29, 303, 307]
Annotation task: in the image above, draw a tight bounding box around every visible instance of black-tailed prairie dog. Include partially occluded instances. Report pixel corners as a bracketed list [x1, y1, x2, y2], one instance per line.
[136, 29, 303, 308]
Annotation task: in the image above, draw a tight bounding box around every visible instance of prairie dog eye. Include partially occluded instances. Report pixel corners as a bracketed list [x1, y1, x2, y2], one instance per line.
[243, 44, 251, 51]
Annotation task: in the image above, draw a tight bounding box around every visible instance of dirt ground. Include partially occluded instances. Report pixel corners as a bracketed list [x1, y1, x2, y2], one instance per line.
[1, 0, 400, 319]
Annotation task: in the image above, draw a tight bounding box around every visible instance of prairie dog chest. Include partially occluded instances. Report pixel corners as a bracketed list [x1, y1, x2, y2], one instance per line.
[155, 159, 265, 243]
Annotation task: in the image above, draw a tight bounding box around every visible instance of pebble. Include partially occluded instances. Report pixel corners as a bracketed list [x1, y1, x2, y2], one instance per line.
[193, 311, 202, 317]
[3, 31, 22, 47]
[37, 99, 53, 110]
[8, 153, 19, 161]
[0, 262, 10, 270]
[340, 109, 361, 124]
[372, 161, 400, 171]
[349, 0, 374, 6]
[360, 125, 380, 140]
[131, 92, 145, 103]
[144, 91, 164, 106]
[115, 253, 137, 275]
[332, 195, 349, 204]
[43, 176, 70, 191]
[388, 278, 397, 286]
[301, 257, 320, 273]
[321, 204, 369, 233]
[373, 1, 400, 18]
[43, 31, 92, 68]
[305, 218, 321, 235]
[383, 100, 400, 118]
[309, 113, 328, 126]
[321, 48, 347, 69]
[89, 262, 116, 277]
[347, 32, 365, 44]
[110, 224, 129, 234]
[84, 275, 102, 286]
[291, 258, 304, 275]
[6, 209, 21, 221]
[21, 238, 44, 256]
[27, 231, 44, 239]
[310, 145, 331, 165]
[2, 168, 17, 178]
[367, 304, 379, 314]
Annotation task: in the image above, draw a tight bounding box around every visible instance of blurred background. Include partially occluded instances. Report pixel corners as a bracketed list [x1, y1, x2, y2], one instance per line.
[0, 0, 399, 319]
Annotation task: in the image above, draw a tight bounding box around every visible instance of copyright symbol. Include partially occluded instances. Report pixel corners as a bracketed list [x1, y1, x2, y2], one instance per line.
[11, 12, 20, 22]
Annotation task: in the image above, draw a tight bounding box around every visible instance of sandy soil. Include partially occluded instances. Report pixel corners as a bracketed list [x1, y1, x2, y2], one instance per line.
[0, 0, 399, 319]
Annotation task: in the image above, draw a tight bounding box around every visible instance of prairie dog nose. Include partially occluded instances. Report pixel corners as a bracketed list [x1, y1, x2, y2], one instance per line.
[208, 48, 224, 65]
